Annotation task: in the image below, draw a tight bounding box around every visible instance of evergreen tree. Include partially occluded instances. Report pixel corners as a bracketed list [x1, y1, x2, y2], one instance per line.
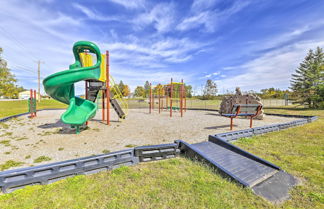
[144, 81, 150, 97]
[291, 47, 324, 108]
[118, 80, 125, 92]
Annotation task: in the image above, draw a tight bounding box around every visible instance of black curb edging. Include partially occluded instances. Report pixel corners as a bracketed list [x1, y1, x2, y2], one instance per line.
[0, 108, 65, 123]
[216, 115, 318, 142]
[0, 109, 318, 193]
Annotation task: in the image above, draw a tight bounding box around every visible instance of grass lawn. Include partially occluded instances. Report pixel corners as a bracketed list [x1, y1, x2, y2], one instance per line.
[0, 107, 323, 208]
[0, 99, 66, 118]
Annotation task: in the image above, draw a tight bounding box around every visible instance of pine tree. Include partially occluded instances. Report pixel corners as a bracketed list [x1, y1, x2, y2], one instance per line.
[291, 47, 324, 108]
[144, 81, 150, 97]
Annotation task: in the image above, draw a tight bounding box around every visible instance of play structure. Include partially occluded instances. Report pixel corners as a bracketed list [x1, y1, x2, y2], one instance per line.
[28, 89, 37, 118]
[43, 41, 128, 133]
[149, 78, 186, 117]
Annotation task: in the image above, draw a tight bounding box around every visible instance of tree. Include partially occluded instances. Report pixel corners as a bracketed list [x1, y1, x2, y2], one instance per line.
[122, 85, 130, 97]
[202, 79, 218, 99]
[185, 85, 192, 98]
[291, 47, 324, 108]
[134, 86, 145, 97]
[0, 48, 23, 98]
[259, 87, 289, 99]
[144, 81, 150, 97]
[118, 80, 125, 93]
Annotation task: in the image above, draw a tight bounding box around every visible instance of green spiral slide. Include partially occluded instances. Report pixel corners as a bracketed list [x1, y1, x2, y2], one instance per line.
[43, 41, 102, 133]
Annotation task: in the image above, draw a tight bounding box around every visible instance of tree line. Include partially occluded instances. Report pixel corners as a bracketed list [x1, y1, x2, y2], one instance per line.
[134, 81, 193, 98]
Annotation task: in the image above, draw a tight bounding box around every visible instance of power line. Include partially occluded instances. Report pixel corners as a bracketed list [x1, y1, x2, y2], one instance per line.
[0, 26, 39, 62]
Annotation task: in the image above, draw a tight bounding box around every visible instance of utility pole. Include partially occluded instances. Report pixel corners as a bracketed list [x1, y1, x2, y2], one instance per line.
[35, 60, 44, 102]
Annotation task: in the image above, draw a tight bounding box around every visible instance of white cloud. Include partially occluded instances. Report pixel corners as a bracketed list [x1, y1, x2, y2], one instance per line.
[177, 0, 250, 32]
[133, 2, 176, 33]
[73, 3, 120, 21]
[101, 37, 208, 67]
[108, 0, 146, 10]
[191, 0, 219, 13]
[217, 40, 324, 92]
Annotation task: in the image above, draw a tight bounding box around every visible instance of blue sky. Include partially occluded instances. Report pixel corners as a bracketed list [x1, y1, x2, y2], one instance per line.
[1, 0, 324, 95]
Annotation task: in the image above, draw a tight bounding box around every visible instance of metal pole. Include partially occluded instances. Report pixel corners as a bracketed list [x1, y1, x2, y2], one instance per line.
[170, 78, 173, 117]
[35, 60, 44, 102]
[149, 83, 152, 114]
[180, 79, 183, 117]
[158, 85, 161, 114]
[34, 90, 37, 117]
[106, 51, 110, 125]
[85, 81, 89, 125]
[102, 91, 105, 121]
[30, 89, 33, 118]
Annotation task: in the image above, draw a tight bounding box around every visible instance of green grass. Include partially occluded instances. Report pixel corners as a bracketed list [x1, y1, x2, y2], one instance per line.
[0, 107, 323, 208]
[0, 140, 11, 147]
[33, 156, 52, 163]
[102, 149, 110, 154]
[0, 160, 24, 171]
[0, 99, 66, 118]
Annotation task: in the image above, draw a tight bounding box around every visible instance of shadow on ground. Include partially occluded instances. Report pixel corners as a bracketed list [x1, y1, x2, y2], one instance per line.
[204, 124, 235, 129]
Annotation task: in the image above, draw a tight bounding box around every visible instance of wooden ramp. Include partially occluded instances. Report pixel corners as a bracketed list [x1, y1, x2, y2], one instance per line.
[177, 135, 281, 187]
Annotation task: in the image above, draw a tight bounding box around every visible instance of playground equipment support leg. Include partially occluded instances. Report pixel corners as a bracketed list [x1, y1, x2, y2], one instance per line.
[85, 81, 89, 126]
[149, 83, 152, 114]
[106, 50, 110, 125]
[180, 79, 183, 117]
[170, 78, 173, 118]
[33, 90, 37, 117]
[102, 91, 105, 121]
[158, 91, 161, 114]
[230, 117, 234, 130]
[30, 89, 33, 118]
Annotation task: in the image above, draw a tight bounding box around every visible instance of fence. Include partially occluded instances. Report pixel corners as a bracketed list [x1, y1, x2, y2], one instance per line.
[95, 99, 293, 110]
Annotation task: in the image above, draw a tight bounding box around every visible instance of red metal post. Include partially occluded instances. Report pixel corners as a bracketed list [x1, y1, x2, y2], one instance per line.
[158, 85, 161, 114]
[152, 87, 154, 110]
[170, 78, 173, 117]
[85, 81, 89, 125]
[102, 91, 105, 121]
[106, 51, 110, 125]
[34, 90, 37, 117]
[149, 83, 152, 114]
[180, 79, 183, 117]
[30, 89, 33, 118]
[230, 117, 233, 130]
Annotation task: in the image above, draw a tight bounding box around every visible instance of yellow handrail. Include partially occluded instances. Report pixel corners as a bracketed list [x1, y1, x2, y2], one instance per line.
[109, 74, 129, 116]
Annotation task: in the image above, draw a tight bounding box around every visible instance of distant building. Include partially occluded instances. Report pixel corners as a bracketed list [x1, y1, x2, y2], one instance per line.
[18, 91, 41, 100]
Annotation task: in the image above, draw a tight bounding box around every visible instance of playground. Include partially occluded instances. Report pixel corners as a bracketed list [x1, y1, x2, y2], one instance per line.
[0, 108, 299, 167]
[0, 41, 322, 208]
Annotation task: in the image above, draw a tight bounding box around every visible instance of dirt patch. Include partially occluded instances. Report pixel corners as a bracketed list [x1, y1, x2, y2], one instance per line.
[0, 109, 298, 170]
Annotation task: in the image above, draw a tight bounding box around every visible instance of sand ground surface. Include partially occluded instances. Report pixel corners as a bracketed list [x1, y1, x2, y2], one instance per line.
[0, 109, 298, 170]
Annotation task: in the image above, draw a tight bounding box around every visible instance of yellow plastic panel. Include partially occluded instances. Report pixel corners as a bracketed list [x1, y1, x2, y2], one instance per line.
[99, 54, 106, 82]
[79, 53, 93, 67]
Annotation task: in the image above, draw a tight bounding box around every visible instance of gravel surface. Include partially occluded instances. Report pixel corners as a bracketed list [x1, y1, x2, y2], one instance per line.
[0, 109, 298, 170]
